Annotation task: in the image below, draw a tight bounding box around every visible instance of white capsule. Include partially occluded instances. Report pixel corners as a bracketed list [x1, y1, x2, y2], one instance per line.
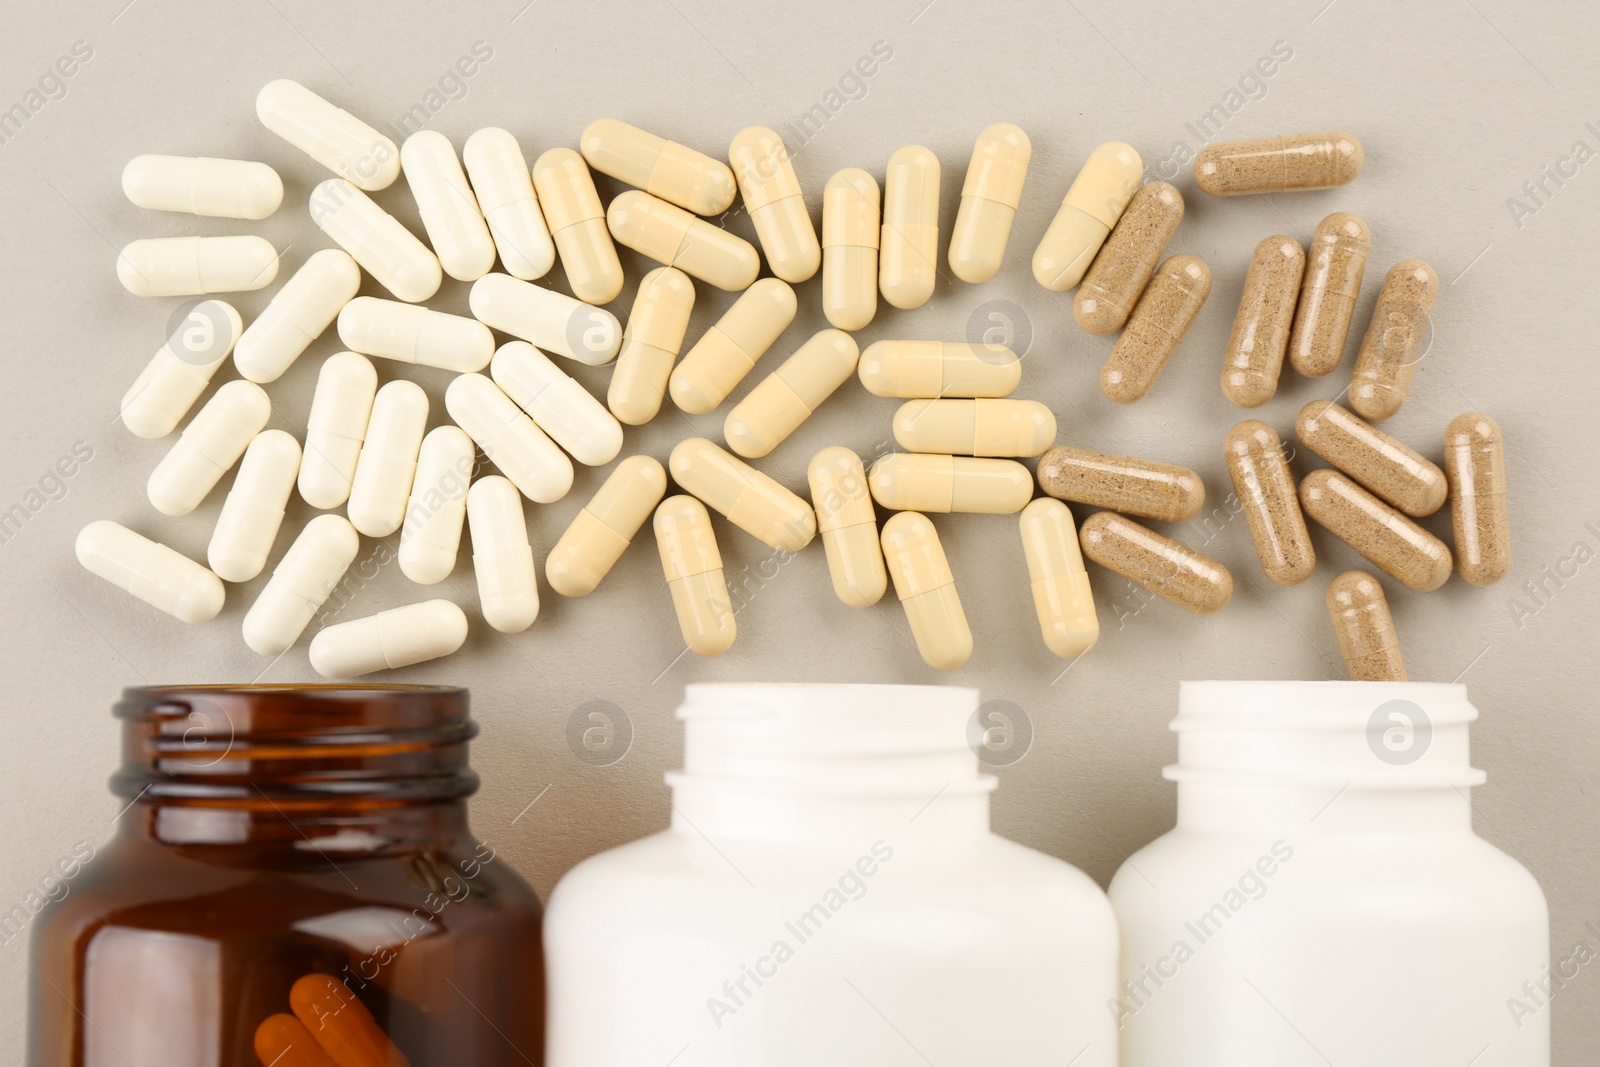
[75, 520, 225, 624]
[242, 514, 360, 656]
[400, 131, 496, 282]
[336, 296, 494, 373]
[117, 236, 279, 297]
[311, 178, 442, 303]
[346, 379, 428, 536]
[298, 353, 378, 510]
[121, 300, 244, 438]
[148, 380, 271, 516]
[467, 475, 539, 632]
[309, 599, 469, 678]
[255, 79, 399, 191]
[121, 154, 283, 220]
[445, 373, 574, 503]
[233, 249, 361, 384]
[468, 273, 621, 365]
[398, 427, 474, 585]
[462, 127, 556, 281]
[208, 430, 302, 583]
[490, 341, 623, 466]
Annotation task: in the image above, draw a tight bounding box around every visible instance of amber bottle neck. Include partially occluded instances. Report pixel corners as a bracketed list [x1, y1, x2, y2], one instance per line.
[119, 797, 475, 849]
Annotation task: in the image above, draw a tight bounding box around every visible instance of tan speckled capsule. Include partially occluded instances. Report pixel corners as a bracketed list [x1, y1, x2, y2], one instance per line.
[1100, 254, 1212, 403]
[1223, 421, 1315, 586]
[1036, 446, 1204, 523]
[1444, 412, 1510, 587]
[1296, 400, 1447, 517]
[1074, 182, 1185, 335]
[1349, 260, 1440, 421]
[1079, 511, 1233, 615]
[1299, 469, 1452, 592]
[1326, 570, 1406, 681]
[1288, 212, 1370, 378]
[1193, 131, 1364, 196]
[1221, 235, 1306, 407]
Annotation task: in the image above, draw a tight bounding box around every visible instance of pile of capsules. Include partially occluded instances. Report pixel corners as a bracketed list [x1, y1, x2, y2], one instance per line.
[77, 78, 1510, 678]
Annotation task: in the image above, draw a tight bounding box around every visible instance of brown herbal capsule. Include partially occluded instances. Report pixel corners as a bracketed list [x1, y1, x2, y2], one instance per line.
[1221, 235, 1306, 408]
[1074, 182, 1185, 335]
[1223, 420, 1315, 585]
[1296, 400, 1447, 517]
[1100, 253, 1212, 403]
[1326, 570, 1406, 681]
[1036, 445, 1205, 523]
[1287, 212, 1371, 378]
[1193, 131, 1364, 196]
[1299, 468, 1452, 592]
[1079, 511, 1233, 615]
[1444, 412, 1511, 587]
[1349, 259, 1440, 421]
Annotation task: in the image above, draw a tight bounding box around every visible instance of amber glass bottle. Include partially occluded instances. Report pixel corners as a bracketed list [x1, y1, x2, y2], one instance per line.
[29, 685, 543, 1066]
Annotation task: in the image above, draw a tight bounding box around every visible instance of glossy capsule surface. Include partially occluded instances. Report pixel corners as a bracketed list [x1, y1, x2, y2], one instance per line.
[289, 352, 373, 512]
[1223, 420, 1315, 586]
[868, 453, 1033, 515]
[242, 514, 360, 656]
[121, 300, 244, 438]
[532, 147, 624, 304]
[948, 123, 1031, 284]
[729, 126, 819, 283]
[491, 340, 623, 466]
[607, 190, 759, 291]
[446, 373, 573, 503]
[345, 379, 426, 535]
[881, 511, 972, 671]
[288, 973, 410, 1067]
[1074, 181, 1184, 335]
[1444, 412, 1510, 587]
[893, 398, 1056, 458]
[337, 296, 494, 373]
[1221, 235, 1305, 408]
[234, 250, 361, 384]
[581, 118, 736, 216]
[1288, 211, 1370, 378]
[655, 495, 736, 656]
[1032, 141, 1142, 292]
[821, 168, 880, 330]
[1101, 253, 1212, 403]
[1018, 498, 1099, 659]
[546, 455, 667, 597]
[1194, 131, 1364, 196]
[880, 145, 940, 309]
[309, 598, 468, 678]
[76, 521, 224, 624]
[668, 438, 816, 552]
[311, 178, 441, 303]
[401, 130, 496, 281]
[468, 272, 622, 366]
[808, 446, 887, 608]
[398, 426, 473, 585]
[467, 475, 539, 632]
[1036, 446, 1205, 523]
[208, 430, 302, 583]
[858, 340, 1020, 399]
[1299, 468, 1453, 592]
[1296, 400, 1447, 517]
[724, 329, 859, 459]
[462, 127, 556, 280]
[1079, 511, 1233, 615]
[670, 278, 796, 414]
[255, 79, 399, 191]
[148, 380, 271, 516]
[608, 266, 696, 426]
[117, 236, 279, 297]
[1326, 570, 1406, 681]
[122, 154, 283, 219]
[1350, 259, 1440, 421]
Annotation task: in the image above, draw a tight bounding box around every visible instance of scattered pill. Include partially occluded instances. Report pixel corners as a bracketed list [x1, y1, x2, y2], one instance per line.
[881, 511, 972, 671]
[468, 272, 622, 366]
[724, 328, 860, 459]
[311, 178, 442, 303]
[208, 429, 302, 583]
[1299, 468, 1452, 592]
[654, 495, 736, 656]
[75, 520, 225, 624]
[446, 373, 573, 503]
[948, 123, 1031, 284]
[1326, 570, 1405, 681]
[608, 266, 696, 425]
[242, 514, 360, 656]
[147, 379, 271, 516]
[288, 973, 412, 1067]
[1349, 259, 1440, 421]
[1036, 446, 1205, 523]
[336, 296, 494, 373]
[729, 126, 820, 283]
[669, 278, 796, 413]
[1032, 141, 1142, 292]
[467, 475, 539, 632]
[462, 127, 556, 281]
[857, 339, 1020, 399]
[310, 598, 469, 678]
[821, 168, 880, 330]
[1223, 420, 1316, 586]
[808, 446, 887, 608]
[233, 250, 361, 384]
[345, 379, 427, 535]
[1079, 511, 1233, 615]
[1101, 253, 1212, 403]
[401, 130, 496, 282]
[398, 426, 473, 585]
[116, 235, 279, 297]
[546, 455, 667, 597]
[1018, 498, 1099, 659]
[668, 438, 816, 551]
[581, 118, 737, 216]
[868, 453, 1033, 515]
[1444, 412, 1510, 587]
[607, 189, 759, 291]
[880, 145, 940, 309]
[893, 398, 1056, 458]
[1074, 181, 1184, 335]
[1288, 211, 1370, 378]
[122, 154, 282, 220]
[491, 341, 622, 466]
[1296, 400, 1447, 517]
[253, 1014, 339, 1067]
[121, 299, 244, 438]
[532, 147, 624, 305]
[256, 79, 399, 191]
[1220, 235, 1305, 408]
[299, 353, 378, 511]
[1193, 131, 1363, 196]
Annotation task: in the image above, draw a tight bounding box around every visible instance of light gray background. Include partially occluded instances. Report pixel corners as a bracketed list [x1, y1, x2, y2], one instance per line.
[2, 0, 1597, 1059]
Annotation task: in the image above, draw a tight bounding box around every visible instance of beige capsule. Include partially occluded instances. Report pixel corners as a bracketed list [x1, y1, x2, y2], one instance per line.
[857, 340, 1021, 399]
[1223, 420, 1316, 585]
[1036, 446, 1205, 523]
[1326, 570, 1406, 681]
[948, 123, 1031, 284]
[1444, 412, 1511, 587]
[724, 329, 860, 459]
[1221, 235, 1306, 408]
[1349, 259, 1440, 421]
[892, 398, 1056, 458]
[654, 495, 736, 657]
[608, 267, 697, 426]
[546, 455, 668, 597]
[821, 168, 880, 330]
[1299, 468, 1452, 592]
[1032, 142, 1143, 292]
[728, 126, 819, 283]
[1288, 212, 1371, 378]
[580, 118, 736, 216]
[1101, 253, 1212, 403]
[669, 278, 797, 414]
[1296, 400, 1447, 517]
[880, 145, 940, 309]
[606, 190, 759, 292]
[881, 511, 972, 671]
[532, 147, 624, 305]
[808, 446, 887, 608]
[1193, 132, 1364, 196]
[1074, 181, 1185, 335]
[669, 437, 816, 552]
[1079, 511, 1233, 615]
[1018, 498, 1099, 659]
[868, 453, 1033, 515]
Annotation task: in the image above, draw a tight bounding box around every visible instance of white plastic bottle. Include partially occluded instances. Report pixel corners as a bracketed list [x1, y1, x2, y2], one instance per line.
[1109, 681, 1549, 1067]
[545, 683, 1118, 1066]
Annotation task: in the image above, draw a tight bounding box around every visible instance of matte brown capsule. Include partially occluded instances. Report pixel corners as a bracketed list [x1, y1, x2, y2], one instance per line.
[1036, 446, 1205, 523]
[1287, 212, 1370, 378]
[1079, 511, 1233, 615]
[1074, 182, 1185, 335]
[1444, 412, 1511, 587]
[1296, 400, 1447, 518]
[1299, 468, 1453, 592]
[1326, 570, 1406, 681]
[1349, 259, 1440, 421]
[1100, 253, 1211, 403]
[1223, 420, 1315, 586]
[1193, 131, 1364, 196]
[1220, 235, 1305, 408]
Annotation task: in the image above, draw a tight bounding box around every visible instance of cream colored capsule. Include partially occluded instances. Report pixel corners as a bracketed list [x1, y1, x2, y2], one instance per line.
[821, 168, 880, 330]
[949, 123, 1031, 284]
[462, 127, 556, 281]
[234, 250, 361, 384]
[546, 455, 667, 597]
[121, 300, 244, 438]
[242, 514, 360, 656]
[654, 495, 736, 656]
[491, 341, 623, 466]
[148, 380, 271, 516]
[893, 398, 1055, 458]
[581, 119, 737, 216]
[401, 130, 496, 281]
[807, 446, 887, 607]
[468, 272, 622, 366]
[608, 267, 696, 426]
[445, 374, 573, 503]
[1194, 132, 1364, 196]
[1036, 446, 1205, 523]
[255, 79, 399, 191]
[345, 379, 426, 535]
[1101, 253, 1212, 403]
[1444, 412, 1510, 587]
[1032, 142, 1142, 292]
[724, 329, 860, 459]
[311, 178, 442, 303]
[122, 154, 283, 219]
[1296, 400, 1447, 517]
[729, 126, 819, 283]
[880, 145, 940, 309]
[857, 340, 1021, 399]
[310, 599, 468, 678]
[298, 352, 378, 511]
[532, 147, 624, 305]
[76, 520, 225, 624]
[881, 511, 972, 671]
[1349, 259, 1440, 421]
[467, 475, 539, 632]
[337, 296, 494, 373]
[1074, 181, 1184, 335]
[669, 279, 796, 414]
[1220, 235, 1305, 408]
[1223, 420, 1316, 586]
[1299, 469, 1453, 592]
[117, 236, 279, 297]
[208, 430, 302, 583]
[1326, 570, 1405, 681]
[606, 190, 759, 291]
[1079, 511, 1234, 615]
[668, 438, 816, 551]
[867, 453, 1033, 515]
[1018, 498, 1099, 659]
[1288, 212, 1370, 378]
[398, 426, 473, 585]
